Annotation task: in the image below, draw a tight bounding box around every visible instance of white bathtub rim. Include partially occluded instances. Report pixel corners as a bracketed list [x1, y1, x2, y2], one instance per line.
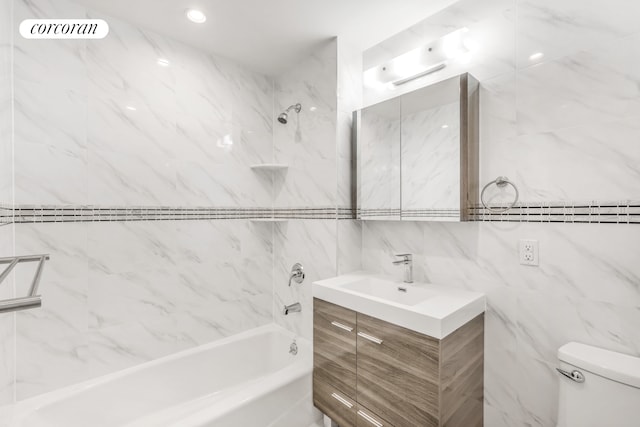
[0, 323, 306, 424]
[169, 356, 310, 427]
[126, 354, 311, 427]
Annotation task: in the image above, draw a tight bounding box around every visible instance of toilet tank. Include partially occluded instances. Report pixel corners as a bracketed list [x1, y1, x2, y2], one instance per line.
[557, 342, 640, 427]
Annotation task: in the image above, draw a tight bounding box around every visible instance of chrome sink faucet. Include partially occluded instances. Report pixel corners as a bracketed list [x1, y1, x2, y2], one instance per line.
[392, 254, 413, 283]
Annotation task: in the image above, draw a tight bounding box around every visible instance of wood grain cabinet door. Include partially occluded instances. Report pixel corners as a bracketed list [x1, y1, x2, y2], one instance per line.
[313, 298, 358, 398]
[439, 314, 484, 427]
[356, 312, 441, 427]
[356, 404, 395, 427]
[314, 378, 357, 427]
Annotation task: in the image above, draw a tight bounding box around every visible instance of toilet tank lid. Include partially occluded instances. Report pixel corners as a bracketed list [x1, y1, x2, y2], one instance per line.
[558, 342, 640, 388]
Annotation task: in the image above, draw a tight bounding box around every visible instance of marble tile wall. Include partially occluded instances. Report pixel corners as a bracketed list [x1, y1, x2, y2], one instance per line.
[272, 40, 338, 340]
[4, 0, 276, 401]
[0, 0, 15, 406]
[0, 224, 14, 406]
[273, 38, 363, 340]
[0, 0, 12, 214]
[361, 0, 640, 425]
[336, 41, 363, 276]
[13, 0, 274, 208]
[273, 220, 337, 340]
[0, 0, 10, 206]
[13, 220, 273, 398]
[273, 39, 338, 210]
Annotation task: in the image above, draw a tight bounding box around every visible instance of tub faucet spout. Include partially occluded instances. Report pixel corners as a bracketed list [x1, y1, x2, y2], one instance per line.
[283, 302, 301, 315]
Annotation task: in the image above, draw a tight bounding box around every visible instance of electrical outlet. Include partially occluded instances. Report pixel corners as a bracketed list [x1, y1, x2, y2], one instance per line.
[519, 239, 539, 266]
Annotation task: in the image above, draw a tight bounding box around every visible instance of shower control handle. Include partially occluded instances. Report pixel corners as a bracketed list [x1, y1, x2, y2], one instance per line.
[288, 263, 305, 286]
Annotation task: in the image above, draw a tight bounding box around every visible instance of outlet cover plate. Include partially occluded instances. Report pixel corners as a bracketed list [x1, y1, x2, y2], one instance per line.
[519, 239, 539, 266]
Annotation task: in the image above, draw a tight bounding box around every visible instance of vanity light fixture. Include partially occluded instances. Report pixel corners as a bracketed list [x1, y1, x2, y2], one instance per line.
[442, 30, 468, 60]
[186, 9, 207, 24]
[363, 68, 387, 90]
[156, 58, 170, 67]
[529, 52, 544, 61]
[391, 63, 447, 86]
[392, 47, 425, 79]
[365, 27, 475, 90]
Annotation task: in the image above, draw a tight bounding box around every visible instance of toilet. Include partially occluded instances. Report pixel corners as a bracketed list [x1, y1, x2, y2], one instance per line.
[557, 342, 640, 427]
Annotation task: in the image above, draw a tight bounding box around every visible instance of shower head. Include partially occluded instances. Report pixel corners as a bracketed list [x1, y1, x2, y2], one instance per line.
[277, 103, 302, 124]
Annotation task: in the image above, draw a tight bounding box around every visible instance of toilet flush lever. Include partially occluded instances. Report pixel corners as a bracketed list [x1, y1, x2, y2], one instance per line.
[556, 368, 585, 383]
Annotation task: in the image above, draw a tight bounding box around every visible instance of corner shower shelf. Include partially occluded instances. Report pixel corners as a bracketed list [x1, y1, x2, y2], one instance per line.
[250, 218, 289, 223]
[249, 164, 288, 172]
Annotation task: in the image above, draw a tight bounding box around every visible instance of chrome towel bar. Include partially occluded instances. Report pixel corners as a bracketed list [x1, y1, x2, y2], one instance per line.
[0, 254, 50, 314]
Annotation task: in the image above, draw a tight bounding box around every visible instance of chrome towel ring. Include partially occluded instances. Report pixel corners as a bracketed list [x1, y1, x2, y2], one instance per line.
[480, 176, 519, 213]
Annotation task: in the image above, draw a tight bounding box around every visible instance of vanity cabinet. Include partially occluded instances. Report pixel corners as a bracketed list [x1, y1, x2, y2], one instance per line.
[313, 298, 484, 427]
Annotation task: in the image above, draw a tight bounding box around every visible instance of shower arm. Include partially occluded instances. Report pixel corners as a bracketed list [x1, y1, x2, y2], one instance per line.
[284, 103, 302, 114]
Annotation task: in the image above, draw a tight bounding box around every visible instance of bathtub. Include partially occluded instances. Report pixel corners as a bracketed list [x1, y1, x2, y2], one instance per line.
[0, 324, 318, 427]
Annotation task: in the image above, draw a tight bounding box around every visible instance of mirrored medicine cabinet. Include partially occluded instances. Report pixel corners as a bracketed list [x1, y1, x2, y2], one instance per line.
[353, 73, 479, 222]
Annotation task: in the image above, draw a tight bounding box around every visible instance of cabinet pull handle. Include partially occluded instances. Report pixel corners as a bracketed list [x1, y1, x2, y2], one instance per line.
[357, 410, 383, 427]
[331, 321, 353, 332]
[331, 392, 353, 409]
[357, 331, 383, 345]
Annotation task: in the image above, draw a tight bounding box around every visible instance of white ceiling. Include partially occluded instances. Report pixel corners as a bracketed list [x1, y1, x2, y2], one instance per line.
[73, 0, 458, 75]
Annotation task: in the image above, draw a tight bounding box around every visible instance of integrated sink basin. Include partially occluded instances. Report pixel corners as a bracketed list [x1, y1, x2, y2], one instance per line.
[341, 277, 436, 306]
[313, 272, 485, 339]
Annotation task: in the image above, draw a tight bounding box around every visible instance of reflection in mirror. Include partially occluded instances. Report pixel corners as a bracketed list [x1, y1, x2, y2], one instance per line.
[357, 97, 401, 220]
[401, 77, 461, 221]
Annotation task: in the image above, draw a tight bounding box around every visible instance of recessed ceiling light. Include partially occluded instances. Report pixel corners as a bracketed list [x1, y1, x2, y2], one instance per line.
[442, 124, 449, 129]
[186, 9, 206, 24]
[529, 52, 544, 61]
[157, 58, 170, 67]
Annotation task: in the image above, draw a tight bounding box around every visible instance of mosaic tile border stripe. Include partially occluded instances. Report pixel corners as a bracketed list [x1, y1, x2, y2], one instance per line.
[0, 205, 12, 225]
[2, 202, 639, 224]
[358, 209, 401, 220]
[357, 202, 640, 224]
[3, 205, 356, 223]
[401, 209, 461, 220]
[470, 202, 640, 224]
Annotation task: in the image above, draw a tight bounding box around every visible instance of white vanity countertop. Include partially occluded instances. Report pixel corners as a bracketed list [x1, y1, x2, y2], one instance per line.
[313, 271, 486, 339]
